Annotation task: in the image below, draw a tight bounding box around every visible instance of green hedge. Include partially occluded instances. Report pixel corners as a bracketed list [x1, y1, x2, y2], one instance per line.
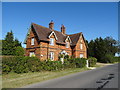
[88, 57, 97, 67]
[66, 58, 87, 68]
[2, 56, 41, 74]
[2, 56, 87, 74]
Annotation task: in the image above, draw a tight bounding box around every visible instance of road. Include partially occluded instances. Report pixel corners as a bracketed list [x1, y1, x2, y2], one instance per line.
[23, 63, 119, 89]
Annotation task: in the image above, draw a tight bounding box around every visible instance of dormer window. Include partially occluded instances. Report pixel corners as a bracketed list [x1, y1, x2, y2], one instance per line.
[80, 43, 83, 49]
[31, 38, 34, 45]
[66, 42, 69, 48]
[50, 38, 54, 46]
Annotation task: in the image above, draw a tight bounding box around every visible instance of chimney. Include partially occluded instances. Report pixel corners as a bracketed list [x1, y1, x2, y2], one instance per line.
[61, 24, 66, 34]
[49, 20, 54, 30]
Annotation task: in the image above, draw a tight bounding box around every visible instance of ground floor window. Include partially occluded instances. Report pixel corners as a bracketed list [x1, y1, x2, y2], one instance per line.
[49, 52, 54, 61]
[80, 54, 84, 58]
[29, 52, 35, 57]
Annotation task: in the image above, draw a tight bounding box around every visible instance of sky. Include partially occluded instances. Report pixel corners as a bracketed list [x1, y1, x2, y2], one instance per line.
[2, 2, 118, 47]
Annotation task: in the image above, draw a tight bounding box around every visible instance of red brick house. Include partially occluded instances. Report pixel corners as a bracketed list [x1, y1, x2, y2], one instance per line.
[24, 21, 87, 61]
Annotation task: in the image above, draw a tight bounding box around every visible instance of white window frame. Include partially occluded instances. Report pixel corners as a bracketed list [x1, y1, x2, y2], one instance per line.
[30, 52, 35, 57]
[80, 43, 83, 49]
[31, 38, 34, 45]
[66, 42, 69, 48]
[50, 38, 54, 46]
[80, 54, 84, 58]
[49, 52, 54, 61]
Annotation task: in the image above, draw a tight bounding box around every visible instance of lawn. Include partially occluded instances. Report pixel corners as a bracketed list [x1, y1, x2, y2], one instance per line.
[2, 68, 89, 88]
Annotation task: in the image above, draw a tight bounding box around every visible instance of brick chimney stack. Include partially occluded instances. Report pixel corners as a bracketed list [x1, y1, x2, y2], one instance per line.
[61, 24, 66, 34]
[49, 20, 54, 30]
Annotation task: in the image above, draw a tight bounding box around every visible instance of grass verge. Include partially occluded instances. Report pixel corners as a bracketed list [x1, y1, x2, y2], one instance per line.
[2, 68, 89, 88]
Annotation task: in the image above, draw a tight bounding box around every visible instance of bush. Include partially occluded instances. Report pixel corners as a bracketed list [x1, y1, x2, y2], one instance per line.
[2, 56, 42, 74]
[66, 58, 87, 68]
[14, 46, 24, 56]
[43, 60, 63, 71]
[2, 56, 87, 74]
[74, 58, 87, 68]
[101, 54, 114, 63]
[88, 57, 97, 67]
[112, 57, 120, 63]
[64, 55, 70, 59]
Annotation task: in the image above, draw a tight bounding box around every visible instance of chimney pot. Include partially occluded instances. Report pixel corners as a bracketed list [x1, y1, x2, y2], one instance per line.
[49, 20, 54, 30]
[61, 24, 66, 34]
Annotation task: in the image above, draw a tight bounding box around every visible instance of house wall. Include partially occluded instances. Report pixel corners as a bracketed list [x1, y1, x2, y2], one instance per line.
[25, 29, 40, 59]
[73, 35, 87, 58]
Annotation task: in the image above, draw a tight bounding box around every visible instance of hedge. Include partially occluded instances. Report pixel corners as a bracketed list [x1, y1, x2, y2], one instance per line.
[88, 57, 97, 67]
[2, 56, 87, 74]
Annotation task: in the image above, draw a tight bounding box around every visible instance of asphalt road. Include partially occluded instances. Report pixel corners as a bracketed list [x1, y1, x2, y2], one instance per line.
[23, 63, 119, 89]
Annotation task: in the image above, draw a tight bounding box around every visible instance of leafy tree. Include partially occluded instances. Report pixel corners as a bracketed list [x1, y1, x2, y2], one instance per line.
[88, 40, 95, 57]
[88, 36, 118, 62]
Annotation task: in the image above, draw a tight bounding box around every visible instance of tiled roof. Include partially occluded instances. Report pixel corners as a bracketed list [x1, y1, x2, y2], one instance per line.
[25, 23, 83, 46]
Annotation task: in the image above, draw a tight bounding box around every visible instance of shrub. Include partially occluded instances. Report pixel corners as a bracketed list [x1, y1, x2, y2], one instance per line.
[66, 58, 87, 68]
[2, 56, 42, 74]
[112, 57, 120, 63]
[74, 58, 87, 68]
[101, 54, 114, 63]
[43, 60, 63, 71]
[64, 55, 70, 59]
[14, 46, 24, 56]
[88, 57, 97, 67]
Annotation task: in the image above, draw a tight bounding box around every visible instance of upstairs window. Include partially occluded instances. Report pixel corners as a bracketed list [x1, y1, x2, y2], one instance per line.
[50, 38, 54, 46]
[80, 43, 83, 49]
[31, 38, 34, 45]
[66, 42, 69, 48]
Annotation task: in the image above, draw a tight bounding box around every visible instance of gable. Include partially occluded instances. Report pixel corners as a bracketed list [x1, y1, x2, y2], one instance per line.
[65, 36, 72, 43]
[77, 34, 88, 48]
[48, 31, 58, 40]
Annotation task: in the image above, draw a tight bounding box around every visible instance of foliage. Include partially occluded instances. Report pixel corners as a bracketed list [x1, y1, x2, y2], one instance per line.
[67, 58, 87, 68]
[2, 56, 87, 74]
[113, 57, 120, 62]
[2, 56, 41, 74]
[88, 57, 97, 67]
[2, 31, 22, 56]
[14, 46, 24, 56]
[88, 36, 118, 63]
[64, 55, 70, 59]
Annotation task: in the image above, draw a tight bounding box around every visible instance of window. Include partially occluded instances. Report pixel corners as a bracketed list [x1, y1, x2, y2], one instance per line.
[30, 52, 35, 57]
[66, 42, 69, 48]
[80, 54, 84, 58]
[80, 43, 83, 49]
[50, 38, 54, 45]
[31, 38, 34, 45]
[49, 52, 54, 61]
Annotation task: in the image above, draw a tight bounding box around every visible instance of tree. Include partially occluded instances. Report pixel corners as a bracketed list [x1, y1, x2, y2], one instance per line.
[14, 38, 21, 47]
[2, 30, 23, 56]
[88, 40, 95, 57]
[88, 36, 118, 63]
[2, 31, 15, 55]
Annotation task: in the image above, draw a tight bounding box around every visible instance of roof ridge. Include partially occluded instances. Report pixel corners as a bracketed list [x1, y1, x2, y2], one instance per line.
[69, 32, 82, 36]
[32, 22, 67, 36]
